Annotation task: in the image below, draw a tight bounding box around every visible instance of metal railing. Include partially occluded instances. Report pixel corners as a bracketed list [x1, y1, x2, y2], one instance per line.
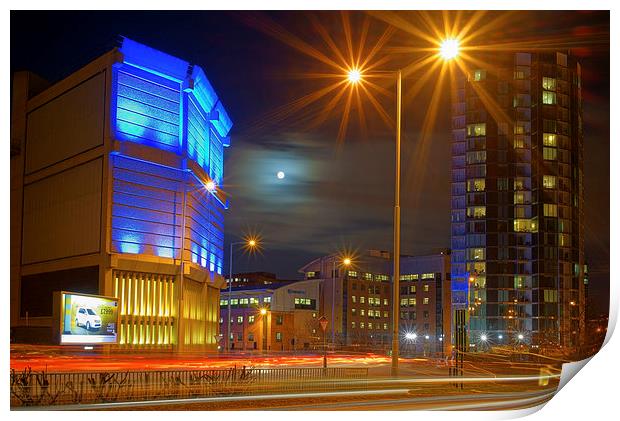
[10, 366, 368, 407]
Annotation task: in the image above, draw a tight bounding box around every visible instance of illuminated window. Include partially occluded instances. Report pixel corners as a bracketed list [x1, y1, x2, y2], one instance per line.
[514, 219, 531, 232]
[468, 248, 485, 260]
[276, 315, 283, 325]
[351, 321, 356, 329]
[237, 316, 243, 324]
[351, 308, 356, 315]
[383, 311, 388, 318]
[514, 276, 526, 289]
[542, 77, 556, 91]
[467, 123, 486, 137]
[383, 323, 388, 330]
[352, 295, 357, 303]
[409, 298, 417, 306]
[368, 323, 373, 330]
[467, 178, 485, 192]
[347, 271, 358, 278]
[544, 204, 558, 217]
[306, 271, 316, 278]
[249, 297, 259, 305]
[514, 192, 525, 204]
[467, 206, 486, 218]
[360, 309, 365, 316]
[513, 136, 525, 149]
[423, 284, 429, 292]
[400, 298, 408, 307]
[543, 175, 557, 189]
[543, 290, 558, 303]
[543, 147, 557, 160]
[421, 273, 435, 279]
[248, 315, 255, 324]
[376, 274, 389, 281]
[275, 332, 282, 342]
[383, 299, 388, 306]
[514, 178, 526, 190]
[559, 233, 571, 247]
[239, 298, 249, 306]
[360, 296, 365, 304]
[364, 273, 373, 280]
[423, 298, 429, 305]
[410, 285, 417, 293]
[230, 298, 238, 306]
[543, 133, 557, 146]
[542, 91, 556, 105]
[360, 322, 365, 329]
[514, 124, 526, 135]
[473, 69, 486, 81]
[263, 296, 271, 303]
[220, 299, 228, 306]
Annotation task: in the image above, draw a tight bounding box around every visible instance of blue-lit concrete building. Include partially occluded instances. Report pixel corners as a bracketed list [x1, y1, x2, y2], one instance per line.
[11, 38, 232, 351]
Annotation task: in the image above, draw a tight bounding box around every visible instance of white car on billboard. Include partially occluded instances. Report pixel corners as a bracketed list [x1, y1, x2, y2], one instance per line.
[75, 307, 101, 331]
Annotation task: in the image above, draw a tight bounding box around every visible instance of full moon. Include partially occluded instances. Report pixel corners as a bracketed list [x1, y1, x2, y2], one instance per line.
[276, 171, 285, 179]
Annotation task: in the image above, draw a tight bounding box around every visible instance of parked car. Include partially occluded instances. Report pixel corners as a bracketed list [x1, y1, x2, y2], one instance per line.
[75, 307, 101, 331]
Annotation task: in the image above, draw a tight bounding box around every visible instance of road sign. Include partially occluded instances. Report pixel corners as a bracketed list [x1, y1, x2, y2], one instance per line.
[319, 316, 328, 332]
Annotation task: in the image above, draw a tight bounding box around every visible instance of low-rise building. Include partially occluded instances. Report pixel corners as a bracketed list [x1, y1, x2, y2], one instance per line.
[219, 279, 321, 351]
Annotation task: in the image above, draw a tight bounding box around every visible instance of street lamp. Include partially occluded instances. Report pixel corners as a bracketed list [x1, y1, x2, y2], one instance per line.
[226, 237, 259, 351]
[345, 39, 459, 376]
[179, 174, 219, 350]
[331, 256, 352, 347]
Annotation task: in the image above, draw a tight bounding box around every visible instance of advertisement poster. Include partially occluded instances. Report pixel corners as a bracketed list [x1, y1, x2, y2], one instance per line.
[60, 291, 119, 344]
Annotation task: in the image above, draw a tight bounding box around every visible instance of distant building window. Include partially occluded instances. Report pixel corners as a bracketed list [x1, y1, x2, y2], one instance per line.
[360, 296, 365, 304]
[347, 271, 358, 278]
[276, 315, 283, 325]
[383, 311, 388, 318]
[542, 77, 557, 91]
[248, 315, 255, 324]
[543, 147, 557, 160]
[409, 285, 416, 294]
[360, 309, 365, 316]
[467, 123, 486, 137]
[421, 273, 434, 280]
[424, 311, 429, 318]
[409, 298, 417, 306]
[306, 271, 316, 279]
[467, 178, 485, 192]
[467, 206, 486, 218]
[383, 323, 388, 330]
[220, 299, 228, 307]
[249, 297, 259, 305]
[544, 204, 558, 217]
[423, 284, 429, 292]
[352, 308, 356, 315]
[237, 316, 243, 324]
[263, 297, 271, 303]
[542, 91, 557, 105]
[543, 175, 557, 189]
[237, 332, 243, 341]
[472, 69, 486, 81]
[275, 332, 282, 342]
[376, 274, 389, 282]
[351, 321, 356, 329]
[364, 273, 373, 280]
[360, 322, 365, 329]
[423, 298, 430, 305]
[352, 295, 357, 303]
[248, 333, 254, 341]
[383, 299, 388, 306]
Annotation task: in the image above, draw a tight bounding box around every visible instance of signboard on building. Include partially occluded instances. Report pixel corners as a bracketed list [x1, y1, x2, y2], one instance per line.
[319, 316, 328, 332]
[55, 291, 119, 344]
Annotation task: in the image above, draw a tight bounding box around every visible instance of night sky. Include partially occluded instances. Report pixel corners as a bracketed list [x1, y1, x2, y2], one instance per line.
[10, 11, 610, 314]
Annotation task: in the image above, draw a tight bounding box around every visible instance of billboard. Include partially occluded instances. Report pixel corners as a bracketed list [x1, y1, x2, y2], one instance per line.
[58, 291, 119, 344]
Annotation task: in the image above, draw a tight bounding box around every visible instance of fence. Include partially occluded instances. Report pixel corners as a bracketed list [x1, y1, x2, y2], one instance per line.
[10, 366, 369, 407]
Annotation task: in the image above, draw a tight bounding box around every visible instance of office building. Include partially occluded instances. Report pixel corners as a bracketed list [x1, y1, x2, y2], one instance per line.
[450, 51, 585, 350]
[298, 249, 450, 354]
[11, 37, 233, 351]
[219, 279, 321, 351]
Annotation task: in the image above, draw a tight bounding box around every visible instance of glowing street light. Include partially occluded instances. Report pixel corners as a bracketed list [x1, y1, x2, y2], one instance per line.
[517, 333, 525, 341]
[480, 334, 488, 342]
[439, 38, 460, 60]
[206, 180, 217, 192]
[405, 332, 417, 341]
[343, 257, 352, 266]
[260, 308, 267, 316]
[498, 334, 504, 340]
[347, 68, 361, 84]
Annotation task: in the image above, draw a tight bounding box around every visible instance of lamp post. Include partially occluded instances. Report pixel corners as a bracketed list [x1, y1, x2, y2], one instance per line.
[331, 256, 352, 348]
[179, 173, 218, 350]
[345, 38, 459, 377]
[226, 238, 258, 352]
